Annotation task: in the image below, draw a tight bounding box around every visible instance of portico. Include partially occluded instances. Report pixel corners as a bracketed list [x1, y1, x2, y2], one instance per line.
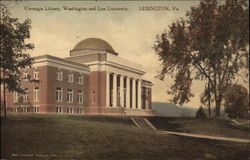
[106, 72, 143, 109]
[66, 37, 153, 115]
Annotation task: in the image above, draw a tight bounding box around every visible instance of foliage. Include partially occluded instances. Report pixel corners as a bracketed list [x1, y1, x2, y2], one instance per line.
[224, 84, 249, 119]
[195, 107, 207, 119]
[0, 4, 34, 94]
[153, 0, 249, 116]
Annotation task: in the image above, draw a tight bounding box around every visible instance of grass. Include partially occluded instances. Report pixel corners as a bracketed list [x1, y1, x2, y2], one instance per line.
[1, 113, 250, 160]
[148, 117, 250, 139]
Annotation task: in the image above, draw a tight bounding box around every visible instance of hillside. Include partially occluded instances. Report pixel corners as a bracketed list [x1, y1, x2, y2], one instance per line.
[1, 114, 249, 160]
[152, 102, 198, 117]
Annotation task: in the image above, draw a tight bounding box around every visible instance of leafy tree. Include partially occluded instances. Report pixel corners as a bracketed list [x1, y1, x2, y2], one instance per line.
[195, 106, 207, 119]
[153, 0, 249, 116]
[0, 4, 35, 117]
[224, 84, 249, 119]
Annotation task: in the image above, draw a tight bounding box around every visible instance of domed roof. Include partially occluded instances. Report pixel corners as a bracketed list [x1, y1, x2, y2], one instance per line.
[72, 38, 117, 55]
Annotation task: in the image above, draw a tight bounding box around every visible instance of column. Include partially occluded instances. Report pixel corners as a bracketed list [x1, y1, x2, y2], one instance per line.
[132, 78, 136, 109]
[138, 79, 142, 109]
[106, 72, 110, 107]
[120, 75, 124, 107]
[126, 77, 130, 108]
[113, 73, 117, 107]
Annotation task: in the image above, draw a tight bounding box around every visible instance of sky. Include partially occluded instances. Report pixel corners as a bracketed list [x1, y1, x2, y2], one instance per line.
[3, 1, 215, 108]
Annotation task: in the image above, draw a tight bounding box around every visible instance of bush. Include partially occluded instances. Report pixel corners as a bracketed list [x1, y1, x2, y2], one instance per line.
[224, 85, 249, 119]
[195, 107, 207, 119]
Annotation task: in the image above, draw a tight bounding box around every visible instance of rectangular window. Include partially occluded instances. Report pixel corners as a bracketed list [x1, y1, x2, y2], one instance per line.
[34, 71, 39, 80]
[23, 107, 28, 112]
[23, 88, 28, 102]
[56, 71, 63, 81]
[23, 72, 29, 81]
[14, 92, 19, 103]
[56, 107, 63, 114]
[78, 108, 83, 114]
[67, 89, 73, 103]
[34, 87, 39, 102]
[77, 90, 83, 104]
[56, 88, 63, 102]
[67, 108, 73, 114]
[78, 75, 83, 84]
[34, 107, 39, 113]
[68, 73, 74, 83]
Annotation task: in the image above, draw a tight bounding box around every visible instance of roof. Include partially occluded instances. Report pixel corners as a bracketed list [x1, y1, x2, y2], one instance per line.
[72, 38, 117, 55]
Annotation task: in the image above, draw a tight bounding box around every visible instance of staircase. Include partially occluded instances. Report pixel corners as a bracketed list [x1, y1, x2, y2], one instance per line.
[131, 118, 156, 130]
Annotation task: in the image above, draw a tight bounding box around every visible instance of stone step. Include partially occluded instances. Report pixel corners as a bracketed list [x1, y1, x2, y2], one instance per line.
[131, 118, 156, 130]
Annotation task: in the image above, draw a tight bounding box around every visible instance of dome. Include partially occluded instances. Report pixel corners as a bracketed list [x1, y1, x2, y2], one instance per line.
[72, 38, 117, 55]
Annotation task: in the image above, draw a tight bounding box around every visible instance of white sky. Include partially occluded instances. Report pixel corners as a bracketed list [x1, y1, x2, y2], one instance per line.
[4, 1, 213, 108]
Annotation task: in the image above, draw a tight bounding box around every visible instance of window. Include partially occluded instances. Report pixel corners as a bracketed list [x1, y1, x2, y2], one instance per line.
[56, 107, 63, 114]
[23, 88, 28, 102]
[56, 88, 63, 102]
[34, 71, 39, 80]
[23, 107, 28, 112]
[77, 90, 83, 104]
[56, 71, 63, 81]
[14, 92, 19, 103]
[78, 75, 83, 84]
[34, 107, 39, 113]
[68, 73, 74, 83]
[67, 108, 73, 114]
[67, 89, 73, 103]
[34, 87, 39, 102]
[23, 73, 29, 81]
[78, 108, 83, 114]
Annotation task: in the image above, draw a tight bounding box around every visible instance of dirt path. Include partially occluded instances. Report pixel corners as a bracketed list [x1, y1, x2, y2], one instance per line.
[158, 130, 249, 143]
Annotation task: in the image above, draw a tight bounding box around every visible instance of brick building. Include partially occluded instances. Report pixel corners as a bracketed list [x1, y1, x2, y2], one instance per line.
[5, 38, 153, 115]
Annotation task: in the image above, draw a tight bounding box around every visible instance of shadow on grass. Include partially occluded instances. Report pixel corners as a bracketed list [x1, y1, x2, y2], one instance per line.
[147, 117, 186, 132]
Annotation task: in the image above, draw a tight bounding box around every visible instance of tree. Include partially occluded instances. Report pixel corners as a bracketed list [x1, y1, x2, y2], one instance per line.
[224, 84, 249, 119]
[153, 0, 249, 116]
[195, 106, 207, 119]
[0, 4, 35, 117]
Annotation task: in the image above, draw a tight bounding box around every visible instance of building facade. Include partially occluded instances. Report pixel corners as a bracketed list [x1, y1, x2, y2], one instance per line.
[6, 38, 153, 115]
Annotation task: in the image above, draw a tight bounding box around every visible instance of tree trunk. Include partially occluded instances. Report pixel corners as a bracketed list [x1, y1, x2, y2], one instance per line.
[215, 98, 222, 117]
[208, 81, 211, 118]
[0, 68, 2, 114]
[3, 80, 7, 118]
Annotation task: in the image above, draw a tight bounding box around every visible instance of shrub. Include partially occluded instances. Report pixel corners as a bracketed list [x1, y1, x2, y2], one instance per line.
[195, 107, 207, 119]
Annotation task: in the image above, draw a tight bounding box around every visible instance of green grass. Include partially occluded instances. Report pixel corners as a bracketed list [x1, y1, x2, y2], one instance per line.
[1, 113, 250, 160]
[148, 117, 250, 139]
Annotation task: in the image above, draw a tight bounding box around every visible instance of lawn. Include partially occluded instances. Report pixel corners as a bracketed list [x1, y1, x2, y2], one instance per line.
[148, 117, 250, 139]
[1, 113, 250, 160]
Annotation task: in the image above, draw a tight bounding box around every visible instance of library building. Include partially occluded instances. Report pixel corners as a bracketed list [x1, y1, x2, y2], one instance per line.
[6, 38, 153, 115]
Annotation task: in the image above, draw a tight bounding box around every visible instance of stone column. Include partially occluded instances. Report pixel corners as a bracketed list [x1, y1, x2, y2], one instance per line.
[138, 79, 142, 109]
[145, 87, 148, 109]
[132, 78, 136, 109]
[113, 73, 117, 107]
[126, 77, 130, 108]
[120, 75, 124, 107]
[106, 72, 110, 107]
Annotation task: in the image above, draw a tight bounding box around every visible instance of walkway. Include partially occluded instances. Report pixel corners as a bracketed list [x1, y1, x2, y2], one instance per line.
[131, 118, 250, 143]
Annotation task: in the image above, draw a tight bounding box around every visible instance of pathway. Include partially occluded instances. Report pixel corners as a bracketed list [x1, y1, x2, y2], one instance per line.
[131, 118, 250, 143]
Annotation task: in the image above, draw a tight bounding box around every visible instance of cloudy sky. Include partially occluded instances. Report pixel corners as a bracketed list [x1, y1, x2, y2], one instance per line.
[4, 1, 210, 108]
